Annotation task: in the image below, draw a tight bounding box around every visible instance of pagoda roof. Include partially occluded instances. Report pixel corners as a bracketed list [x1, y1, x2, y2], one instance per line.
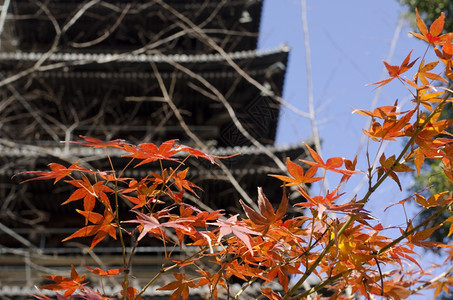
[10, 0, 263, 53]
[0, 47, 289, 147]
[0, 44, 289, 68]
[0, 142, 307, 174]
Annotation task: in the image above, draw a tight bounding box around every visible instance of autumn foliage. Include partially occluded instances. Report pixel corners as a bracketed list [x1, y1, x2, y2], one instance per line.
[22, 10, 453, 300]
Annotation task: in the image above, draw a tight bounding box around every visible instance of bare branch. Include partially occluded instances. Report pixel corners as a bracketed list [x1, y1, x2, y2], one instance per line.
[69, 3, 131, 48]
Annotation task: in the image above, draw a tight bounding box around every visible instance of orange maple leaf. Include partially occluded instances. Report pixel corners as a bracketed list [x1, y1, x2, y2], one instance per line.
[270, 157, 322, 186]
[62, 209, 117, 251]
[407, 225, 448, 248]
[121, 178, 159, 209]
[442, 33, 453, 55]
[376, 153, 414, 191]
[64, 174, 114, 212]
[156, 273, 196, 300]
[84, 265, 124, 277]
[352, 102, 404, 120]
[20, 161, 83, 184]
[413, 191, 450, 209]
[370, 50, 418, 88]
[170, 167, 199, 195]
[240, 187, 288, 234]
[196, 270, 227, 300]
[69, 135, 125, 149]
[413, 59, 447, 86]
[363, 109, 415, 142]
[412, 90, 446, 112]
[411, 8, 446, 45]
[121, 282, 143, 300]
[41, 265, 86, 297]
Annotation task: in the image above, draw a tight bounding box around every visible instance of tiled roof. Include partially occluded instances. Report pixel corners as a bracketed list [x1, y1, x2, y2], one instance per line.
[0, 45, 289, 64]
[0, 141, 304, 159]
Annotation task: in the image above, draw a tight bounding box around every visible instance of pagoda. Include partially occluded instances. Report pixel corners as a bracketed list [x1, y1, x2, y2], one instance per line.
[0, 0, 309, 298]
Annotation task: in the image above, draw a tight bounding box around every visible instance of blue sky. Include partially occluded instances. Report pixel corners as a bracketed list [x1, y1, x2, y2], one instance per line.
[260, 0, 418, 153]
[259, 0, 424, 221]
[259, 1, 447, 298]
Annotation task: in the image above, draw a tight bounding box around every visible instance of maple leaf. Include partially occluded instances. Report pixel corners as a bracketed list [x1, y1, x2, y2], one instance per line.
[170, 167, 199, 195]
[84, 265, 124, 277]
[261, 287, 283, 300]
[240, 187, 287, 234]
[413, 59, 447, 86]
[121, 178, 160, 209]
[64, 174, 114, 212]
[363, 108, 415, 142]
[41, 265, 86, 297]
[301, 143, 357, 175]
[269, 157, 322, 186]
[224, 259, 257, 281]
[265, 263, 300, 292]
[296, 186, 342, 209]
[382, 279, 412, 300]
[209, 215, 260, 254]
[69, 135, 125, 149]
[442, 33, 453, 55]
[352, 101, 404, 120]
[123, 194, 151, 210]
[411, 8, 446, 45]
[403, 112, 453, 174]
[20, 161, 82, 184]
[406, 224, 451, 248]
[370, 50, 418, 88]
[122, 140, 180, 167]
[178, 205, 223, 227]
[124, 210, 193, 241]
[121, 282, 143, 300]
[376, 154, 414, 190]
[412, 90, 445, 112]
[156, 273, 196, 300]
[196, 270, 227, 300]
[62, 209, 117, 251]
[413, 191, 449, 209]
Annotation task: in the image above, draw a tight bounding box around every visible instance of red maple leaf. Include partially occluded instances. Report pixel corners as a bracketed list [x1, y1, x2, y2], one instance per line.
[69, 135, 125, 149]
[20, 161, 83, 184]
[62, 209, 117, 251]
[122, 140, 180, 167]
[240, 187, 287, 234]
[64, 174, 114, 212]
[170, 167, 199, 195]
[41, 265, 86, 297]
